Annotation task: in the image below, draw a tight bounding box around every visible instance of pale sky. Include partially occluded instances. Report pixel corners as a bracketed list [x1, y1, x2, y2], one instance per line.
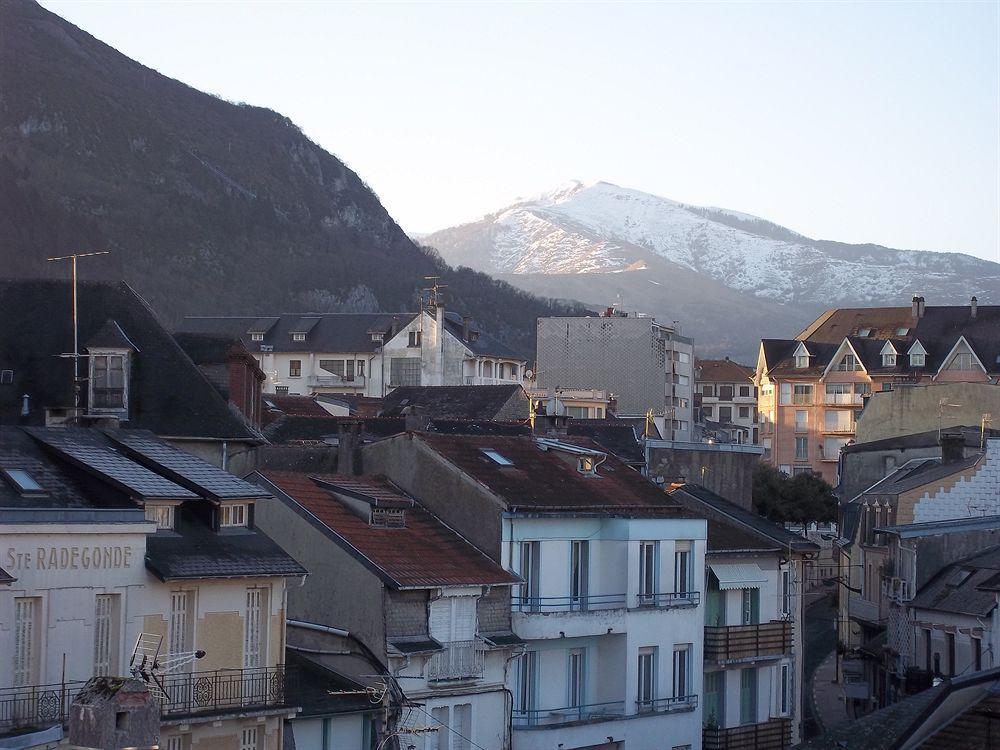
[42, 0, 1000, 262]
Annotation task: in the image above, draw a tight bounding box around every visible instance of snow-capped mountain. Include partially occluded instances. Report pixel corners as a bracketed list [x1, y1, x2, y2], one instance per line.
[424, 180, 999, 306]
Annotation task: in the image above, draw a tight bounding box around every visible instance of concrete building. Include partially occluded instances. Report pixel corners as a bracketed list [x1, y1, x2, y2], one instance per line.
[0, 427, 305, 750]
[254, 472, 520, 750]
[646, 440, 765, 511]
[363, 432, 709, 750]
[535, 310, 695, 441]
[754, 296, 1000, 485]
[696, 359, 757, 445]
[670, 485, 817, 749]
[179, 305, 526, 398]
[855, 382, 1000, 444]
[526, 387, 614, 420]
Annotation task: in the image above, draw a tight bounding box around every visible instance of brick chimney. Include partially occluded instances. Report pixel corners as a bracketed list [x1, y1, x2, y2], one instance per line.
[940, 431, 966, 465]
[912, 295, 926, 319]
[971, 296, 978, 319]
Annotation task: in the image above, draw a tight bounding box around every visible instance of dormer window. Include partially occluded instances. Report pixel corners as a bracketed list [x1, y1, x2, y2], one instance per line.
[145, 504, 175, 530]
[2, 468, 45, 495]
[371, 507, 406, 528]
[793, 342, 810, 369]
[251, 332, 264, 342]
[911, 353, 925, 367]
[578, 456, 597, 475]
[90, 352, 128, 413]
[371, 332, 384, 342]
[836, 354, 861, 372]
[220, 503, 248, 527]
[883, 353, 896, 367]
[292, 332, 306, 342]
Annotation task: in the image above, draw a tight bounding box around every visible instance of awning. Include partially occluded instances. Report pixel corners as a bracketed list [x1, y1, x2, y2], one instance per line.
[709, 563, 767, 590]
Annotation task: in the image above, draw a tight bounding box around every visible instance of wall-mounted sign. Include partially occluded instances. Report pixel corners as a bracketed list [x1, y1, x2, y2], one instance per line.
[6, 545, 135, 571]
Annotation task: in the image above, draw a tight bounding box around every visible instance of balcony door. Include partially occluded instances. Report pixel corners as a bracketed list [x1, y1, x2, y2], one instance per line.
[672, 645, 691, 700]
[568, 648, 587, 714]
[675, 542, 692, 595]
[570, 541, 589, 610]
[519, 541, 540, 612]
[638, 541, 657, 605]
[740, 667, 758, 725]
[637, 647, 657, 711]
[741, 588, 760, 625]
[517, 651, 538, 722]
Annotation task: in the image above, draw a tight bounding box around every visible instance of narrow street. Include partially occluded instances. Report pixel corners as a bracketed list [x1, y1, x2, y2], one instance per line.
[802, 591, 839, 738]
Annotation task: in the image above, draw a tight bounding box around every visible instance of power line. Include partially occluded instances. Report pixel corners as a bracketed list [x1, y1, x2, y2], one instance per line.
[406, 702, 490, 750]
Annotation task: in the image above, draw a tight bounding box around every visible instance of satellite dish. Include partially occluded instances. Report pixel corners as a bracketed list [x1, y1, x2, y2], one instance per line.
[525, 369, 534, 379]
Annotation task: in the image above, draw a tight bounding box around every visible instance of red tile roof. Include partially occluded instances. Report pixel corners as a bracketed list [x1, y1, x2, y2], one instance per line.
[263, 394, 331, 418]
[260, 471, 518, 589]
[696, 359, 754, 383]
[417, 434, 687, 515]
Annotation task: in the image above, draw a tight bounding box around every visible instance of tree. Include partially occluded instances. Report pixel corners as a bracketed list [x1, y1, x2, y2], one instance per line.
[752, 463, 837, 525]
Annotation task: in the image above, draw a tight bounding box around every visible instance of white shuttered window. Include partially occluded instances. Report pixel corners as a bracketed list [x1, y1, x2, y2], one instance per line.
[429, 596, 477, 643]
[244, 588, 268, 669]
[14, 598, 40, 687]
[93, 594, 120, 676]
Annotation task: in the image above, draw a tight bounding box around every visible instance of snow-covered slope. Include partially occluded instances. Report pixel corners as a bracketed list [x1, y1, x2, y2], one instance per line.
[425, 181, 1000, 306]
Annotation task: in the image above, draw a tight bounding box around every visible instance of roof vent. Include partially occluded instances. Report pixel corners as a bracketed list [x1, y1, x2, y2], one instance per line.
[0, 370, 12, 385]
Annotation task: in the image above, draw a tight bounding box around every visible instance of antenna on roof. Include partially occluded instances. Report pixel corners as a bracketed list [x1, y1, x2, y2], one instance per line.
[422, 276, 447, 311]
[46, 250, 111, 411]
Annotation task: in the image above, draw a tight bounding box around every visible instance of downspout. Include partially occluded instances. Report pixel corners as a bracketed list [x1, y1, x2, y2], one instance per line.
[221, 440, 228, 471]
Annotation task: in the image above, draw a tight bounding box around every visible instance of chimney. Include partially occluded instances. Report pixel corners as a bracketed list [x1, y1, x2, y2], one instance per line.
[940, 431, 966, 465]
[912, 295, 925, 319]
[462, 316, 472, 342]
[971, 296, 978, 319]
[532, 413, 570, 436]
[20, 393, 29, 419]
[402, 405, 431, 434]
[336, 419, 363, 475]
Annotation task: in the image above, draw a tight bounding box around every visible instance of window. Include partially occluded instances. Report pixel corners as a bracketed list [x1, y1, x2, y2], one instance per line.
[169, 591, 193, 662]
[570, 541, 589, 609]
[371, 332, 383, 342]
[577, 456, 596, 475]
[740, 667, 757, 724]
[240, 727, 260, 750]
[408, 330, 422, 347]
[704, 670, 725, 727]
[91, 353, 126, 410]
[453, 703, 472, 750]
[719, 406, 732, 423]
[946, 632, 956, 676]
[244, 588, 268, 669]
[672, 644, 691, 698]
[319, 359, 345, 376]
[702, 384, 716, 397]
[825, 409, 855, 433]
[429, 596, 477, 643]
[519, 542, 539, 611]
[897, 328, 909, 336]
[568, 649, 586, 708]
[250, 333, 263, 342]
[674, 374, 690, 386]
[911, 352, 925, 367]
[638, 541, 657, 605]
[93, 594, 121, 677]
[779, 383, 791, 405]
[517, 651, 538, 715]
[742, 588, 760, 625]
[792, 467, 812, 476]
[795, 437, 808, 461]
[858, 328, 871, 337]
[676, 351, 691, 364]
[739, 406, 750, 418]
[779, 464, 791, 475]
[792, 384, 813, 405]
[221, 503, 248, 527]
[948, 352, 976, 371]
[145, 504, 174, 529]
[883, 353, 896, 367]
[836, 353, 861, 371]
[14, 597, 40, 687]
[739, 385, 751, 397]
[292, 332, 306, 342]
[674, 542, 692, 594]
[2, 468, 44, 494]
[357, 360, 365, 376]
[482, 449, 513, 466]
[719, 385, 734, 400]
[164, 737, 191, 750]
[390, 358, 421, 386]
[429, 706, 449, 750]
[795, 354, 809, 368]
[637, 647, 657, 710]
[974, 637, 983, 671]
[924, 628, 932, 671]
[781, 570, 792, 616]
[779, 663, 792, 715]
[823, 436, 851, 459]
[288, 360, 301, 377]
[794, 410, 808, 433]
[703, 406, 714, 418]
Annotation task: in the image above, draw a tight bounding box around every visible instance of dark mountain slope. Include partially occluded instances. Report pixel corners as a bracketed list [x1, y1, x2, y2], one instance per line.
[0, 0, 582, 356]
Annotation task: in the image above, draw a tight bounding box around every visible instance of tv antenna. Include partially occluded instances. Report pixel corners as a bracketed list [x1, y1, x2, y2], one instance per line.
[129, 633, 205, 701]
[46, 250, 111, 410]
[422, 276, 447, 310]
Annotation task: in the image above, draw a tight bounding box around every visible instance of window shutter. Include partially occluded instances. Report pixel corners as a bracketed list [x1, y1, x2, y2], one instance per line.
[453, 597, 477, 641]
[429, 598, 452, 642]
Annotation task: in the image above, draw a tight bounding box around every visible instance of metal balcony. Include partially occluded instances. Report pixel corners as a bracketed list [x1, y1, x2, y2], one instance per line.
[511, 593, 627, 612]
[704, 621, 792, 663]
[634, 591, 701, 609]
[513, 700, 625, 728]
[703, 717, 792, 750]
[636, 693, 698, 714]
[0, 666, 287, 731]
[426, 640, 486, 682]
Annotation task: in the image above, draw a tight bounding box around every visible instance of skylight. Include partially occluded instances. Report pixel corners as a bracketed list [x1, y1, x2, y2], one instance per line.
[896, 328, 909, 336]
[858, 328, 871, 337]
[2, 468, 44, 494]
[482, 449, 514, 466]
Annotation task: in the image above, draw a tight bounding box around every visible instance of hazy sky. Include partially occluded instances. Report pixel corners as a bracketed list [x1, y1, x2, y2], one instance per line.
[42, 1, 1000, 262]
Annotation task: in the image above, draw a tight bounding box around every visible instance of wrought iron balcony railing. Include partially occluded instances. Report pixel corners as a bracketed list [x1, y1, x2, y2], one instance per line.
[426, 640, 486, 682]
[513, 700, 625, 728]
[511, 593, 627, 612]
[0, 666, 287, 731]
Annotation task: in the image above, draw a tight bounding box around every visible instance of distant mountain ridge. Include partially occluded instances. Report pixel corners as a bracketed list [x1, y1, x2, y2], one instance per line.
[0, 0, 583, 358]
[423, 181, 999, 358]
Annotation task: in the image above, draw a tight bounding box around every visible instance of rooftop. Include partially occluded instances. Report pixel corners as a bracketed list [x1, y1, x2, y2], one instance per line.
[695, 358, 754, 383]
[380, 384, 528, 420]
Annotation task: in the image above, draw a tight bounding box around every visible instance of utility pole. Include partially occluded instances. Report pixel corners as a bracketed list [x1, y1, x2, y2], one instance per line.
[46, 250, 110, 410]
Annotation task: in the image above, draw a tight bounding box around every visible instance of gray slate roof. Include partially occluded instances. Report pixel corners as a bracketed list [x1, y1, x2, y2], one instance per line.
[864, 455, 982, 496]
[381, 384, 526, 420]
[909, 545, 1000, 617]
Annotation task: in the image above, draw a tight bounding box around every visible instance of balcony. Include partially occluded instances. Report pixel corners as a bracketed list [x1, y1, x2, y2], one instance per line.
[637, 694, 698, 714]
[464, 376, 519, 385]
[634, 591, 701, 609]
[848, 595, 882, 625]
[512, 593, 627, 612]
[513, 700, 625, 728]
[704, 718, 792, 750]
[704, 622, 792, 664]
[825, 392, 863, 406]
[308, 374, 365, 389]
[0, 666, 287, 731]
[426, 640, 486, 682]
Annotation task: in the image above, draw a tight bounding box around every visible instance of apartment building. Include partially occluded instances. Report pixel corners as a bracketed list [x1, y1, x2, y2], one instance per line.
[755, 296, 999, 485]
[254, 472, 521, 750]
[670, 485, 817, 749]
[536, 310, 695, 440]
[696, 359, 757, 444]
[526, 388, 614, 420]
[0, 426, 305, 749]
[364, 431, 709, 750]
[179, 304, 526, 398]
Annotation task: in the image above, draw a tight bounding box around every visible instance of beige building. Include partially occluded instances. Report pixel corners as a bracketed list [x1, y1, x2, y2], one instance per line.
[855, 381, 999, 443]
[755, 297, 998, 485]
[0, 427, 305, 750]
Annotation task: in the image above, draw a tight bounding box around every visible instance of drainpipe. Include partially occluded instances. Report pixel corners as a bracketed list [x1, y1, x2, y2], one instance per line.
[221, 441, 228, 471]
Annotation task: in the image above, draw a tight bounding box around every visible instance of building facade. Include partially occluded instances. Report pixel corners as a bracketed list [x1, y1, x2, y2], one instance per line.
[696, 359, 757, 445]
[755, 296, 999, 485]
[535, 311, 695, 440]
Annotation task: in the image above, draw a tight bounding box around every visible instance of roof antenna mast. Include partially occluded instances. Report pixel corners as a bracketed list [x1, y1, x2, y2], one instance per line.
[46, 250, 111, 410]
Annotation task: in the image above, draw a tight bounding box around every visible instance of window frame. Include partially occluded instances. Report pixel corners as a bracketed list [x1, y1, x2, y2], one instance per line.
[89, 350, 129, 414]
